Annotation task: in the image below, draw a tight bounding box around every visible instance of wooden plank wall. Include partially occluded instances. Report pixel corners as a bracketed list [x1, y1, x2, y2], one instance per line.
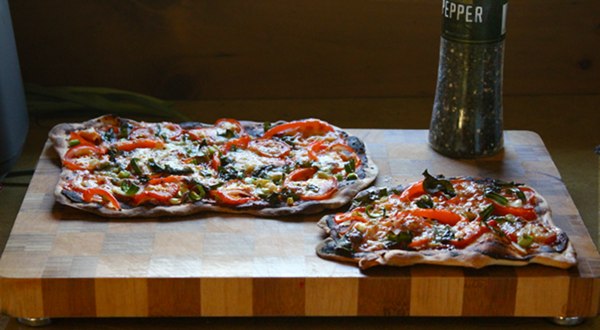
[9, 0, 600, 100]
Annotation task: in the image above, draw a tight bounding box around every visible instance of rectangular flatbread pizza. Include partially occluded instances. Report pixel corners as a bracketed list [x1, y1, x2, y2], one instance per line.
[49, 115, 378, 217]
[317, 170, 577, 269]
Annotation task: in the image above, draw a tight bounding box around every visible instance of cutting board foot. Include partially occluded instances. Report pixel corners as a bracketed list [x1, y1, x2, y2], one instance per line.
[549, 316, 586, 326]
[17, 317, 52, 327]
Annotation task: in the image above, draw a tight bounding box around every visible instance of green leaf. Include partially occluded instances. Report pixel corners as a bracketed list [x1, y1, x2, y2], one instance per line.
[484, 190, 509, 205]
[479, 204, 495, 220]
[129, 158, 143, 175]
[120, 181, 140, 196]
[415, 195, 434, 209]
[511, 188, 527, 203]
[263, 121, 272, 132]
[422, 169, 456, 197]
[385, 231, 413, 248]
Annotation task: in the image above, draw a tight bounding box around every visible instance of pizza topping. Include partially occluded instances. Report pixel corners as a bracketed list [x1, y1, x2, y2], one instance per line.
[188, 188, 205, 202]
[398, 181, 425, 202]
[128, 126, 155, 140]
[133, 176, 184, 206]
[450, 218, 487, 249]
[69, 131, 98, 147]
[324, 171, 569, 260]
[491, 201, 537, 221]
[222, 135, 251, 153]
[210, 180, 258, 206]
[415, 195, 434, 209]
[248, 139, 291, 158]
[82, 187, 121, 210]
[334, 207, 368, 224]
[365, 204, 386, 219]
[128, 158, 144, 176]
[517, 234, 534, 248]
[262, 118, 335, 140]
[119, 180, 140, 196]
[422, 170, 456, 197]
[158, 123, 183, 141]
[63, 145, 107, 171]
[284, 167, 339, 201]
[408, 208, 464, 226]
[116, 138, 165, 152]
[58, 117, 370, 211]
[215, 118, 245, 136]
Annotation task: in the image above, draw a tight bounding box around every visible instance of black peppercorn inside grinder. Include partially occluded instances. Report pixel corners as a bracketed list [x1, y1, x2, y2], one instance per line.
[0, 0, 29, 180]
[429, 0, 508, 158]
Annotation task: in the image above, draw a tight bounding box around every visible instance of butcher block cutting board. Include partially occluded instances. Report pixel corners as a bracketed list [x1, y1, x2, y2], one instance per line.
[1, 129, 599, 319]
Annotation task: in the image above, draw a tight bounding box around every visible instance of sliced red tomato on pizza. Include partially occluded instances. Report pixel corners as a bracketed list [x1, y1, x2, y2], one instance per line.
[262, 119, 335, 140]
[284, 167, 338, 201]
[247, 139, 291, 158]
[133, 176, 184, 206]
[82, 187, 121, 210]
[62, 145, 107, 171]
[209, 180, 258, 206]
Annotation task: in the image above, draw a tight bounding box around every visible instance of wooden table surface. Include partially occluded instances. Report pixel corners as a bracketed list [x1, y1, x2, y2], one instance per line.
[0, 96, 598, 328]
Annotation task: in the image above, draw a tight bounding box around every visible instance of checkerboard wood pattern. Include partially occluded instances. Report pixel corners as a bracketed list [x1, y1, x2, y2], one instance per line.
[0, 130, 598, 318]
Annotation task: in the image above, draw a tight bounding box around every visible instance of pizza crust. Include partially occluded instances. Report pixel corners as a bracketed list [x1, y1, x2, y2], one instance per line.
[49, 115, 378, 218]
[316, 183, 577, 269]
[353, 233, 577, 269]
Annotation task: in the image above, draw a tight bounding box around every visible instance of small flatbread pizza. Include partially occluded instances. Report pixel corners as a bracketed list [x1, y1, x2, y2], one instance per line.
[317, 171, 576, 269]
[49, 115, 378, 217]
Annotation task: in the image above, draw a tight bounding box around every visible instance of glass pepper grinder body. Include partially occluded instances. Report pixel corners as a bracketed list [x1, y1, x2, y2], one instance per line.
[429, 0, 508, 158]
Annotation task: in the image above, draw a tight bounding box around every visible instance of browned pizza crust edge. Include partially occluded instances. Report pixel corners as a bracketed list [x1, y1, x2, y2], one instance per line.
[49, 115, 379, 218]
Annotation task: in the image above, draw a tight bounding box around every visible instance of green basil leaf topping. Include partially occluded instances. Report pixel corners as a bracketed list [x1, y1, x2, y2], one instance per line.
[415, 195, 434, 209]
[120, 181, 140, 196]
[511, 188, 527, 203]
[129, 158, 143, 175]
[479, 204, 495, 220]
[263, 121, 272, 132]
[422, 170, 456, 197]
[484, 190, 509, 205]
[118, 122, 132, 139]
[385, 231, 413, 249]
[147, 158, 164, 173]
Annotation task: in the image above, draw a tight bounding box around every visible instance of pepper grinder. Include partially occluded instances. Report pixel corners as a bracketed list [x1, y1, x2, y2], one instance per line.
[429, 0, 508, 158]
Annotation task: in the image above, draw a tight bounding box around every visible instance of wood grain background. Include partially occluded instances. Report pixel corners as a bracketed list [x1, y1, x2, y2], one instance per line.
[9, 0, 600, 99]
